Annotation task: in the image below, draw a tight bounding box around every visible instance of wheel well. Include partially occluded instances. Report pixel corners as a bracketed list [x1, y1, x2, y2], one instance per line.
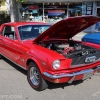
[27, 59, 37, 66]
[26, 59, 42, 73]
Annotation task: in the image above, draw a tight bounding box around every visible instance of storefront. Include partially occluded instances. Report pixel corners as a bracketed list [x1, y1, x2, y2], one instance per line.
[95, 1, 100, 31]
[20, 1, 100, 32]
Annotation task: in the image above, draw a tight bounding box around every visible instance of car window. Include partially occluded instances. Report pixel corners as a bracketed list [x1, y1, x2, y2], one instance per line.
[18, 25, 51, 40]
[19, 26, 32, 31]
[2, 26, 17, 40]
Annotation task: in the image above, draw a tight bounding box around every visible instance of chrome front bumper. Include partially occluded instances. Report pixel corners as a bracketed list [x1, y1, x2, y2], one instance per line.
[43, 66, 100, 83]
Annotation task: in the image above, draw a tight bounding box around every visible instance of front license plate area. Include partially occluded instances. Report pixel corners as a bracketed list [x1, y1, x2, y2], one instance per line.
[82, 72, 93, 80]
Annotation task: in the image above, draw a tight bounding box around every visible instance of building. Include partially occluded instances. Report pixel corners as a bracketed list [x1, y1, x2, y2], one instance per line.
[0, 0, 99, 32]
[20, 0, 100, 32]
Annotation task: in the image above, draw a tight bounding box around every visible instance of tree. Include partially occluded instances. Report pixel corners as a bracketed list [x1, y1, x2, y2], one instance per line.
[16, 0, 26, 2]
[10, 0, 26, 22]
[0, 0, 26, 22]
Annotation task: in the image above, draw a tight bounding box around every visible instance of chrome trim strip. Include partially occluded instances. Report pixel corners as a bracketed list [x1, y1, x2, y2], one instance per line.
[0, 53, 26, 70]
[43, 66, 100, 79]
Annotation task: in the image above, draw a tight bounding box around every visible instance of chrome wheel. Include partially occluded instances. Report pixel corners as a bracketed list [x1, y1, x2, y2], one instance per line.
[27, 62, 48, 91]
[30, 67, 39, 86]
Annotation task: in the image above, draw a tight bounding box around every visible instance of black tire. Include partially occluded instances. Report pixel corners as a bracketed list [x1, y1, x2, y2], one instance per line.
[27, 62, 48, 91]
[0, 54, 2, 59]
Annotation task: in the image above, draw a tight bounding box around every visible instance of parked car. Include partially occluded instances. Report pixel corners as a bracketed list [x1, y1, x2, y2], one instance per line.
[0, 16, 100, 91]
[82, 33, 100, 45]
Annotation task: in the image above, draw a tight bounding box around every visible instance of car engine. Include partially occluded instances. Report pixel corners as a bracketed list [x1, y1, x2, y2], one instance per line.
[40, 40, 100, 66]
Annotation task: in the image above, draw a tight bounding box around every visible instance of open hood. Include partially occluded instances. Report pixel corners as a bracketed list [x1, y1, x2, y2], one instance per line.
[34, 16, 100, 43]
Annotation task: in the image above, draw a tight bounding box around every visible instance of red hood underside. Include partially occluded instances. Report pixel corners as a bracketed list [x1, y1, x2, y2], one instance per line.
[34, 16, 100, 43]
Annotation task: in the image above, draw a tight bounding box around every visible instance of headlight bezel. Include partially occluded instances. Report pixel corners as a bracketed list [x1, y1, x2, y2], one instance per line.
[52, 60, 61, 70]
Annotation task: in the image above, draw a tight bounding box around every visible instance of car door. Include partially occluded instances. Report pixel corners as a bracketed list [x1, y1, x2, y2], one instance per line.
[0, 25, 19, 62]
[0, 25, 28, 69]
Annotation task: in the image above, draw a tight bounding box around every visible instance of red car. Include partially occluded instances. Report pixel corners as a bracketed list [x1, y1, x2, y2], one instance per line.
[0, 16, 100, 91]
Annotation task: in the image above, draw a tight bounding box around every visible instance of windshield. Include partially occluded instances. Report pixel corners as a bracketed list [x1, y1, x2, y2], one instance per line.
[18, 25, 51, 40]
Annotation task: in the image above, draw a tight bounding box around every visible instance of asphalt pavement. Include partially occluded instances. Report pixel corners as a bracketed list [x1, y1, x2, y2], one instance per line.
[0, 32, 100, 100]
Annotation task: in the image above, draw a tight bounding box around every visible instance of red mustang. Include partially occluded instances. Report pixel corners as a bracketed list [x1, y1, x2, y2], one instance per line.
[0, 16, 100, 91]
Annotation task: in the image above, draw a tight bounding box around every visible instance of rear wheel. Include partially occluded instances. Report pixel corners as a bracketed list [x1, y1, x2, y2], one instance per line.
[27, 62, 48, 91]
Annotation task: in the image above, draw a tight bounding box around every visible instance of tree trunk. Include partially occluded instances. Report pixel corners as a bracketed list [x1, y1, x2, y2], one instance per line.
[9, 0, 21, 22]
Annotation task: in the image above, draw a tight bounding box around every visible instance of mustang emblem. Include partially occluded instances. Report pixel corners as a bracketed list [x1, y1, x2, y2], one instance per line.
[85, 56, 96, 63]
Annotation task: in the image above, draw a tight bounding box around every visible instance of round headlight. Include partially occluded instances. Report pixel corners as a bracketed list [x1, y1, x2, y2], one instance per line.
[52, 60, 60, 69]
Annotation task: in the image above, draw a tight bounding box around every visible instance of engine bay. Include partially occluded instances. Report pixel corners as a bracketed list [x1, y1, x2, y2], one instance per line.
[41, 40, 97, 57]
[40, 40, 100, 66]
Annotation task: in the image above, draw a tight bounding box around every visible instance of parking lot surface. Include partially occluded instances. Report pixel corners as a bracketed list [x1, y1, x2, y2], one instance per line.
[0, 56, 100, 100]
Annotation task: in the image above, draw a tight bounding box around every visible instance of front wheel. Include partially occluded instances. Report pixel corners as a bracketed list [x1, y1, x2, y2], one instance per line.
[27, 62, 48, 91]
[0, 54, 2, 59]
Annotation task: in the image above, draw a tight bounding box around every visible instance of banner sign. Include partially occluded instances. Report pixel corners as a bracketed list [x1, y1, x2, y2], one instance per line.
[48, 10, 65, 16]
[28, 6, 38, 10]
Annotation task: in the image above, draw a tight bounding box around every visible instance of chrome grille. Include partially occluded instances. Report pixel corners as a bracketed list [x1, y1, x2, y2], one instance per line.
[72, 52, 100, 66]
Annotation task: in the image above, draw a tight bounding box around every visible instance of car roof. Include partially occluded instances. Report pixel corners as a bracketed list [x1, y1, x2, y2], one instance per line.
[3, 22, 51, 27]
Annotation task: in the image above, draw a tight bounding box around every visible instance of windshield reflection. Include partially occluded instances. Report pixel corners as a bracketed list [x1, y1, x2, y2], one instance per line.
[18, 25, 51, 40]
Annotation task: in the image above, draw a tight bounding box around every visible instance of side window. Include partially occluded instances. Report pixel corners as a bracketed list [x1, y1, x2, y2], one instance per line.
[2, 26, 17, 40]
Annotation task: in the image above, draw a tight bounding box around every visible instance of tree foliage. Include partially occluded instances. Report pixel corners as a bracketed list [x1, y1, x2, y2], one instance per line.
[0, 0, 27, 22]
[0, 0, 26, 3]
[16, 0, 27, 3]
[0, 12, 10, 25]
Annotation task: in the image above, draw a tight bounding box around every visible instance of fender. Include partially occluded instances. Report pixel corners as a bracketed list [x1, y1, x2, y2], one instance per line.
[26, 56, 50, 74]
